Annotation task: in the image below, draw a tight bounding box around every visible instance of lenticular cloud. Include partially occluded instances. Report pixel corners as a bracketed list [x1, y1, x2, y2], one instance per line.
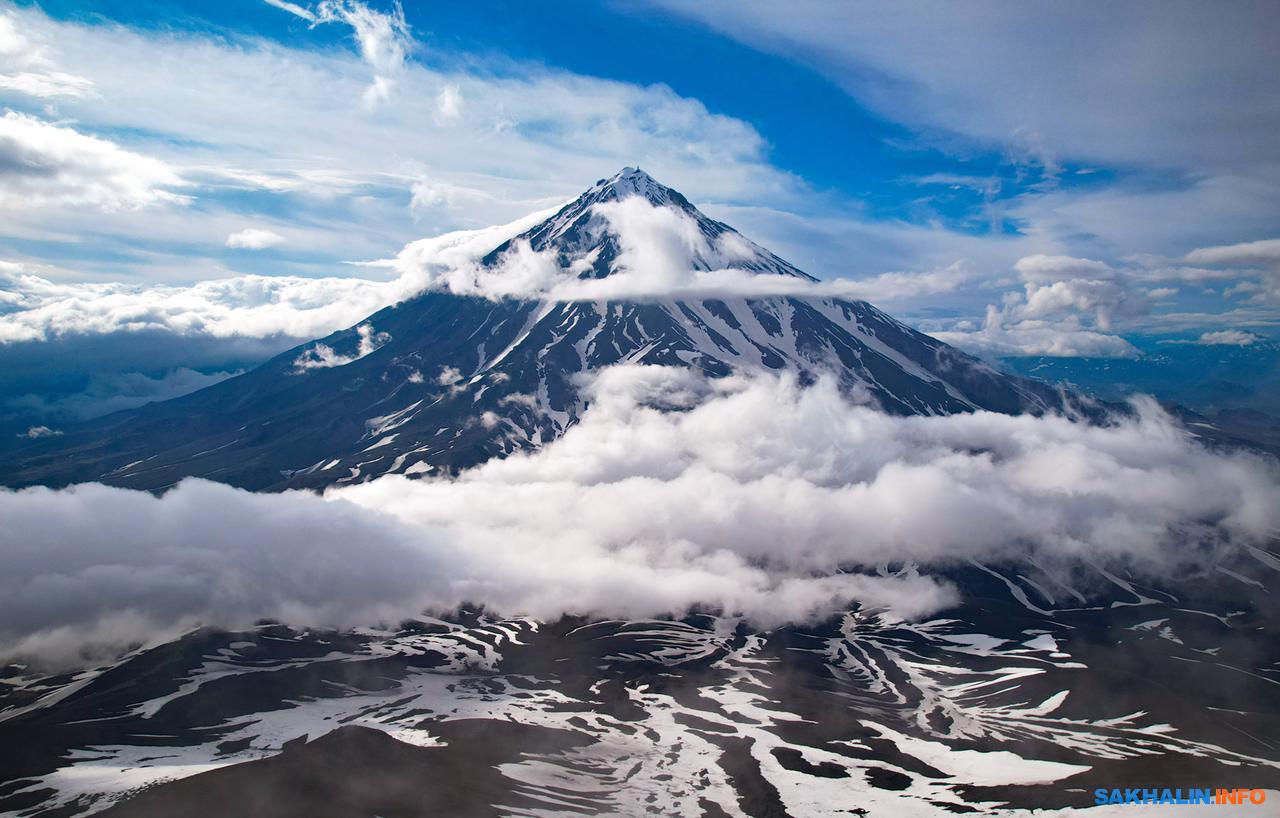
[2, 365, 1278, 668]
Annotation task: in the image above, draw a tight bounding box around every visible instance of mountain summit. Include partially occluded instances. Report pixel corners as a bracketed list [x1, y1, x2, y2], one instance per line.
[482, 166, 816, 282]
[1, 170, 1079, 491]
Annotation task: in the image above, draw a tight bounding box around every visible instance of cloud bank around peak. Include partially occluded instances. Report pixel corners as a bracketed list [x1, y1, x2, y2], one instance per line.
[391, 196, 981, 304]
[3, 364, 1277, 668]
[5, 193, 1275, 364]
[4, 185, 1276, 378]
[0, 197, 972, 350]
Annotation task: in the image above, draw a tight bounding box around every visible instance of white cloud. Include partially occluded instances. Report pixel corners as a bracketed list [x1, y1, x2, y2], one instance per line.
[225, 227, 286, 250]
[435, 82, 463, 124]
[0, 111, 186, 211]
[1197, 329, 1262, 347]
[0, 263, 391, 344]
[0, 10, 93, 98]
[1013, 254, 1115, 283]
[407, 171, 495, 213]
[634, 0, 1280, 336]
[0, 70, 93, 98]
[292, 321, 389, 370]
[0, 5, 801, 285]
[315, 0, 412, 107]
[641, 1, 1280, 176]
[263, 0, 318, 22]
[400, 197, 983, 303]
[932, 319, 1140, 359]
[3, 365, 1277, 668]
[835, 261, 977, 300]
[931, 254, 1169, 358]
[265, 0, 413, 106]
[1185, 238, 1280, 267]
[0, 209, 547, 343]
[18, 424, 60, 439]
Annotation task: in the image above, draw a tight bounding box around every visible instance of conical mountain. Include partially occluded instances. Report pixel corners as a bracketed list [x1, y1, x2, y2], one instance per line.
[1, 169, 1079, 491]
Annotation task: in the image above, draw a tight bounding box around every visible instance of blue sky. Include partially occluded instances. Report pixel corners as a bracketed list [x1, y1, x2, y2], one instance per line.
[0, 0, 1278, 369]
[13, 0, 1082, 233]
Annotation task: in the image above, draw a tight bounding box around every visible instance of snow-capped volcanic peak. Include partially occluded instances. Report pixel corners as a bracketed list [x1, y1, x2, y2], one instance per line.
[591, 166, 678, 204]
[0, 168, 1084, 492]
[484, 167, 816, 282]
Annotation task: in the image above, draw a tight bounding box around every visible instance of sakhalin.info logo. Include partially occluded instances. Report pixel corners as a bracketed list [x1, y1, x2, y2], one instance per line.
[1094, 788, 1268, 806]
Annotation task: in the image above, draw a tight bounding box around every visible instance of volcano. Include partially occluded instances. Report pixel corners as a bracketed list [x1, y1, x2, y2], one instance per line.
[0, 168, 1081, 492]
[2, 171, 1278, 818]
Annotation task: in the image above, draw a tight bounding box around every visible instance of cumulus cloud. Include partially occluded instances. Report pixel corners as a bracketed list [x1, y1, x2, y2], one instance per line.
[0, 112, 186, 211]
[933, 254, 1156, 358]
[1013, 254, 1115, 283]
[225, 227, 285, 249]
[3, 365, 1278, 668]
[1196, 330, 1262, 347]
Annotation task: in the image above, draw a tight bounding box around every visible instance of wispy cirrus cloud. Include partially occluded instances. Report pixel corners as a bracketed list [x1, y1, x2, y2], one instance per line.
[640, 1, 1280, 176]
[0, 10, 93, 98]
[0, 2, 807, 293]
[264, 0, 414, 108]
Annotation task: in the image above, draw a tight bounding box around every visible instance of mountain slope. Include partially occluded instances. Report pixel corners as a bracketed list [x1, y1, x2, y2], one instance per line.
[0, 169, 1081, 492]
[3, 558, 1278, 817]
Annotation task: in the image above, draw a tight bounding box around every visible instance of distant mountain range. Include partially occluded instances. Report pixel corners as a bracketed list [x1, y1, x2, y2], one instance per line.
[0, 168, 1083, 492]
